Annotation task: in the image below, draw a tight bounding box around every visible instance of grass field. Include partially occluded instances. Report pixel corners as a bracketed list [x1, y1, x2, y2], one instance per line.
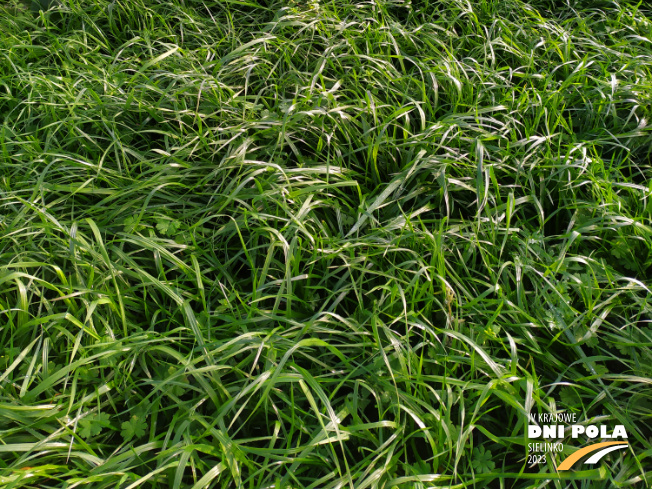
[1, 0, 651, 487]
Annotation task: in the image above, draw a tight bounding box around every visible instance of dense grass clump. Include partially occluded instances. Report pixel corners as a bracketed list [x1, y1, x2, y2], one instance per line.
[1, 0, 651, 487]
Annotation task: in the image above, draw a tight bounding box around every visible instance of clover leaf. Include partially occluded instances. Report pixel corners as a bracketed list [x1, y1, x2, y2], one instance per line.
[471, 446, 495, 474]
[123, 215, 145, 233]
[121, 415, 147, 442]
[79, 412, 111, 439]
[155, 218, 180, 236]
[560, 387, 582, 408]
